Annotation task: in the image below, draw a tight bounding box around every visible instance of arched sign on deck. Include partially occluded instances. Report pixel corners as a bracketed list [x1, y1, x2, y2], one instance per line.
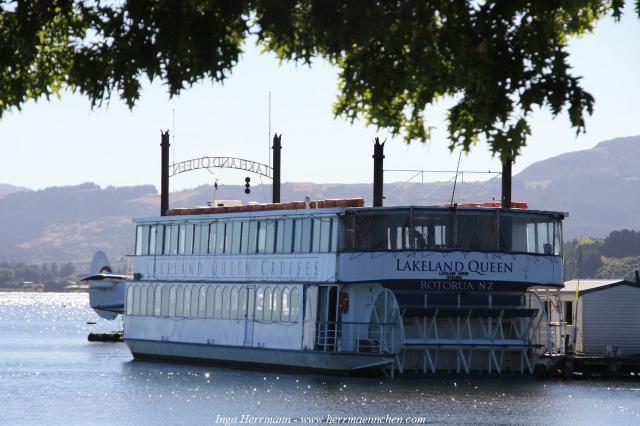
[160, 132, 282, 215]
[169, 156, 273, 180]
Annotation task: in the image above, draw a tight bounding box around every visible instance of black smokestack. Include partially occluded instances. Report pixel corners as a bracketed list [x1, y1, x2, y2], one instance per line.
[272, 133, 282, 204]
[373, 137, 385, 207]
[160, 130, 170, 216]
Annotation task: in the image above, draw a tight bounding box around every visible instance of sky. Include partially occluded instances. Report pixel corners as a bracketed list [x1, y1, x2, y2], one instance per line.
[1, 7, 640, 191]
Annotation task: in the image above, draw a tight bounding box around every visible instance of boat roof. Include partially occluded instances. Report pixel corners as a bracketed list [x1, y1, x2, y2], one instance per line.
[134, 198, 566, 223]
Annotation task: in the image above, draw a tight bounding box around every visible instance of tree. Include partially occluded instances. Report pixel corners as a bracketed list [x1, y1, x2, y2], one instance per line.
[59, 262, 75, 277]
[2, 1, 639, 160]
[0, 267, 15, 285]
[50, 262, 59, 277]
[564, 237, 604, 279]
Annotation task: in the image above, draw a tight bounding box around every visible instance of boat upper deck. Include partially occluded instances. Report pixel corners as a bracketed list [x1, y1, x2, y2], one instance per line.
[131, 201, 564, 288]
[134, 201, 564, 258]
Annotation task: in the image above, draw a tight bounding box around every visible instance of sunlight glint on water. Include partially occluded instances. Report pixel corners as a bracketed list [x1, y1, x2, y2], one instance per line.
[1, 293, 639, 425]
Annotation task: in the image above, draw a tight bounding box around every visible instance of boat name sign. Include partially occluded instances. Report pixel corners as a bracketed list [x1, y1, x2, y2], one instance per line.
[338, 251, 562, 287]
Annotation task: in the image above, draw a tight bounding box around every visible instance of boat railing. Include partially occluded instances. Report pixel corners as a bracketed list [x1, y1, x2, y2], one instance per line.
[124, 255, 135, 277]
[315, 321, 396, 354]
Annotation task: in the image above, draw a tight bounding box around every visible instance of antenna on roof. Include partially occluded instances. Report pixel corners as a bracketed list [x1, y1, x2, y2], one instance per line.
[172, 108, 176, 163]
[450, 150, 463, 207]
[268, 91, 272, 169]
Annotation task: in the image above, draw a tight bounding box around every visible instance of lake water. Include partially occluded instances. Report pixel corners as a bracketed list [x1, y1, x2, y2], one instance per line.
[1, 293, 639, 425]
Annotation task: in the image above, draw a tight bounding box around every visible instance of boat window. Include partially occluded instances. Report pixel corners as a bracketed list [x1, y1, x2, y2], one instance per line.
[255, 287, 264, 321]
[199, 224, 210, 254]
[240, 221, 250, 254]
[499, 213, 562, 255]
[312, 219, 321, 252]
[280, 219, 294, 253]
[320, 218, 331, 252]
[246, 287, 255, 320]
[149, 225, 157, 255]
[554, 222, 562, 256]
[266, 220, 276, 253]
[257, 221, 267, 253]
[190, 286, 199, 318]
[341, 209, 563, 255]
[275, 220, 285, 253]
[456, 211, 497, 251]
[290, 288, 300, 322]
[331, 218, 339, 252]
[183, 285, 192, 317]
[230, 286, 239, 319]
[214, 286, 222, 319]
[238, 286, 246, 320]
[264, 287, 273, 321]
[161, 286, 169, 316]
[225, 222, 234, 253]
[300, 218, 312, 253]
[281, 288, 290, 322]
[205, 286, 215, 318]
[126, 285, 134, 315]
[339, 216, 355, 250]
[133, 285, 142, 316]
[157, 225, 165, 255]
[247, 221, 258, 254]
[147, 286, 155, 316]
[209, 221, 226, 254]
[176, 286, 184, 317]
[293, 219, 302, 252]
[215, 222, 226, 254]
[178, 224, 187, 254]
[208, 222, 217, 254]
[169, 286, 177, 316]
[185, 224, 195, 255]
[141, 226, 150, 255]
[135, 226, 144, 256]
[272, 288, 282, 322]
[163, 225, 170, 255]
[193, 224, 202, 254]
[137, 285, 146, 315]
[198, 286, 207, 318]
[164, 225, 174, 255]
[231, 221, 242, 254]
[222, 286, 231, 319]
[154, 285, 162, 316]
[170, 224, 179, 255]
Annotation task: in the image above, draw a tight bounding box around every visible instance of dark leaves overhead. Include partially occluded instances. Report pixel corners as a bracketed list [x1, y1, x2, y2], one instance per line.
[1, 0, 638, 158]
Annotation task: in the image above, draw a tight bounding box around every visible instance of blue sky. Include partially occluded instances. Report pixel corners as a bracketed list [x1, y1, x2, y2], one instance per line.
[1, 7, 639, 191]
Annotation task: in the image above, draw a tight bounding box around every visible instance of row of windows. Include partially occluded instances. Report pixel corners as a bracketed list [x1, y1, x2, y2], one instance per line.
[341, 210, 563, 255]
[135, 217, 338, 256]
[125, 284, 301, 323]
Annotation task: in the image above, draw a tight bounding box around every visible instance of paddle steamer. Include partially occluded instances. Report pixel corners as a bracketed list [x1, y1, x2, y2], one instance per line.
[91, 198, 563, 375]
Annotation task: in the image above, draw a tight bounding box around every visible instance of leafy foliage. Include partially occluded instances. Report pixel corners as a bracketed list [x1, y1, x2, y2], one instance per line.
[0, 261, 78, 291]
[564, 237, 604, 279]
[564, 229, 640, 280]
[595, 256, 640, 281]
[2, 1, 640, 158]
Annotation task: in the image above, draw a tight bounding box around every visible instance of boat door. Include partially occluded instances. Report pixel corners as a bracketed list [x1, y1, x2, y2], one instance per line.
[243, 286, 256, 346]
[317, 285, 339, 351]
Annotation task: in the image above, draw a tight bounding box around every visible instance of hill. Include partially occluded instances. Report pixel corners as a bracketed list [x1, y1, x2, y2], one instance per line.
[513, 135, 640, 238]
[0, 183, 29, 200]
[1, 135, 639, 263]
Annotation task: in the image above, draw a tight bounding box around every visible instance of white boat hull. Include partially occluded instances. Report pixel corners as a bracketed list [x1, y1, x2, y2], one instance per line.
[126, 338, 394, 373]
